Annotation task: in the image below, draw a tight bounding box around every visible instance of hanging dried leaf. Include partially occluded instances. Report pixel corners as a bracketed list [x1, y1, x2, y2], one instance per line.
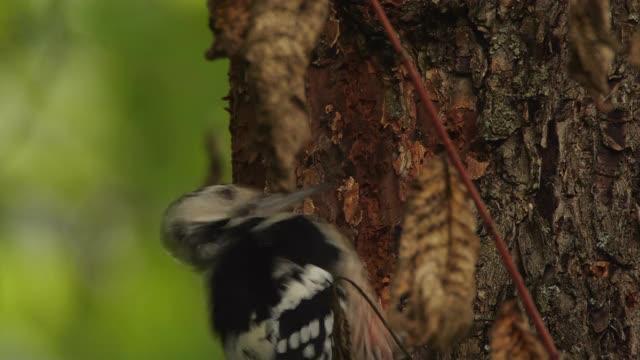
[567, 0, 617, 101]
[245, 0, 329, 192]
[491, 301, 548, 360]
[388, 155, 480, 350]
[207, 0, 329, 192]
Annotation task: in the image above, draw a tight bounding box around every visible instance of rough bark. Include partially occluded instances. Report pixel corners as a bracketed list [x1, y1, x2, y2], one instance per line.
[209, 0, 640, 358]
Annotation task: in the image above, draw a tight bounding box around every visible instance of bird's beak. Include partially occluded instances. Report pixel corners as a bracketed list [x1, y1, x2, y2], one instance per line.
[237, 184, 333, 217]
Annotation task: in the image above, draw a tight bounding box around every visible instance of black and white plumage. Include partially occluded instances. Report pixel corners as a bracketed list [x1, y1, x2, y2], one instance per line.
[162, 185, 396, 360]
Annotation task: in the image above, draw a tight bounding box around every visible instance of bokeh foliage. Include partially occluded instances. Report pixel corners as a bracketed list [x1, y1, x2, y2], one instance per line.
[1, 0, 229, 358]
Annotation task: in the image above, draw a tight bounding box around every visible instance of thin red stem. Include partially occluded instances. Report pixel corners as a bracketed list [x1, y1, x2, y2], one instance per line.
[368, 0, 559, 358]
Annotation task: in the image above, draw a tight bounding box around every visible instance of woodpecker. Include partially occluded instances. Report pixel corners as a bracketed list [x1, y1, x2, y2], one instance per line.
[162, 184, 396, 360]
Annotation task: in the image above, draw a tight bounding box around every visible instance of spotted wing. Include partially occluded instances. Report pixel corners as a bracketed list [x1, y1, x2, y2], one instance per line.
[271, 260, 336, 360]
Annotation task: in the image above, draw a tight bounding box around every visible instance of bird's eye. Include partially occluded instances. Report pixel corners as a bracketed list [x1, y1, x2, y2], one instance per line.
[216, 186, 236, 200]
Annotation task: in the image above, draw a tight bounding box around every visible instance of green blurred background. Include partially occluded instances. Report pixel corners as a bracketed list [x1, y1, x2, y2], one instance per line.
[1, 0, 230, 358]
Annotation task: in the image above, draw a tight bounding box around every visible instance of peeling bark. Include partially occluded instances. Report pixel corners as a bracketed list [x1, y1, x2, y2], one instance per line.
[209, 0, 640, 358]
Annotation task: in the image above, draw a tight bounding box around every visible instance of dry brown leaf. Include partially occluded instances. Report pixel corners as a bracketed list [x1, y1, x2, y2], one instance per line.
[207, 0, 328, 192]
[388, 155, 480, 350]
[568, 0, 617, 101]
[491, 301, 548, 360]
[244, 0, 329, 192]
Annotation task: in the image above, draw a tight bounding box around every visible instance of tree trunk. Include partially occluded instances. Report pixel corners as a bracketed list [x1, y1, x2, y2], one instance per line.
[209, 0, 640, 358]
